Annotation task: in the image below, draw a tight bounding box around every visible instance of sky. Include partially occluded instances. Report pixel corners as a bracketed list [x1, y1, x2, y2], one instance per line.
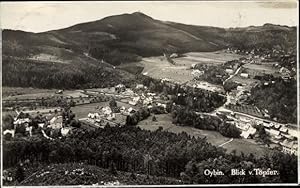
[0, 1, 298, 33]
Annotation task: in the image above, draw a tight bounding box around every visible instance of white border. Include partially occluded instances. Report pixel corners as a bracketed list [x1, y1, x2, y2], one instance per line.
[0, 0, 299, 187]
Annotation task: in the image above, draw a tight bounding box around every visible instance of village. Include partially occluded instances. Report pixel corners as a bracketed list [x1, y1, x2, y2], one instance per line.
[2, 44, 298, 158]
[3, 73, 298, 157]
[2, 46, 298, 158]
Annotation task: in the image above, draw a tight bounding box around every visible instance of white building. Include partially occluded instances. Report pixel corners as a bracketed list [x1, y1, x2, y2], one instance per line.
[191, 70, 204, 77]
[240, 73, 249, 78]
[61, 127, 72, 136]
[265, 128, 280, 136]
[129, 96, 140, 106]
[240, 126, 257, 139]
[3, 129, 15, 138]
[48, 116, 63, 129]
[88, 113, 100, 119]
[225, 69, 234, 74]
[136, 84, 146, 89]
[102, 107, 112, 115]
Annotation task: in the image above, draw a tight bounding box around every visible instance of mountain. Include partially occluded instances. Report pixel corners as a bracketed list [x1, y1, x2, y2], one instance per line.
[2, 12, 297, 89]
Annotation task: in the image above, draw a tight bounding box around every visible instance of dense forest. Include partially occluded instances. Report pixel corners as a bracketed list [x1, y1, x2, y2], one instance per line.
[2, 57, 135, 89]
[3, 126, 297, 184]
[250, 78, 297, 123]
[171, 106, 241, 138]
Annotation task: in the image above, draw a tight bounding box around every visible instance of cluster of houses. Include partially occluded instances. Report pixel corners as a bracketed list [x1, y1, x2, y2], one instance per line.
[86, 105, 134, 127]
[217, 108, 298, 156]
[260, 121, 298, 155]
[224, 113, 257, 139]
[83, 83, 171, 127]
[278, 67, 292, 80]
[3, 109, 72, 140]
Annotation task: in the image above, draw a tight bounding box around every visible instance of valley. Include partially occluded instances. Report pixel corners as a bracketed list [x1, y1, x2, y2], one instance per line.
[1, 11, 298, 186]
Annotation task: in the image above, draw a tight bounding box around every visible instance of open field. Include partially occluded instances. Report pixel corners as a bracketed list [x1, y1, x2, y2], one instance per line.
[137, 114, 271, 157]
[137, 51, 243, 84]
[242, 63, 282, 78]
[222, 139, 271, 156]
[175, 51, 243, 66]
[2, 87, 57, 98]
[139, 57, 193, 83]
[139, 115, 220, 144]
[243, 63, 278, 74]
[137, 114, 230, 146]
[28, 53, 70, 64]
[71, 102, 109, 119]
[3, 87, 89, 100]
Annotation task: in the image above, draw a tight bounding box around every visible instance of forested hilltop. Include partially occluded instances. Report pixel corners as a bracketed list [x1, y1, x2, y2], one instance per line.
[3, 126, 298, 185]
[2, 12, 296, 89]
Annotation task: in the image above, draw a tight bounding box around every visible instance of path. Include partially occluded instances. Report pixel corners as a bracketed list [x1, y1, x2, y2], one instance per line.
[223, 66, 242, 85]
[218, 138, 234, 147]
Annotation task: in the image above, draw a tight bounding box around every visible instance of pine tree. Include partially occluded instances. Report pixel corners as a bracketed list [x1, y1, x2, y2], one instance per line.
[15, 164, 24, 183]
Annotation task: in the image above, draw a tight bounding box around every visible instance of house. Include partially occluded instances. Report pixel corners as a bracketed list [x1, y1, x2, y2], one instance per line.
[274, 135, 283, 140]
[120, 106, 126, 113]
[236, 122, 250, 131]
[14, 118, 30, 125]
[107, 113, 116, 121]
[102, 107, 112, 115]
[281, 139, 297, 155]
[61, 127, 72, 136]
[48, 116, 63, 129]
[279, 67, 290, 74]
[237, 86, 244, 91]
[170, 53, 178, 58]
[274, 124, 281, 130]
[225, 69, 234, 74]
[3, 129, 15, 138]
[88, 113, 100, 119]
[279, 126, 288, 133]
[127, 107, 136, 114]
[122, 89, 135, 96]
[129, 96, 140, 106]
[143, 97, 153, 105]
[161, 78, 171, 83]
[240, 73, 249, 78]
[136, 84, 146, 89]
[191, 70, 204, 77]
[157, 103, 167, 109]
[265, 128, 280, 136]
[263, 122, 272, 128]
[147, 93, 156, 97]
[115, 84, 126, 93]
[240, 126, 256, 139]
[55, 90, 63, 94]
[25, 126, 33, 137]
[281, 133, 294, 140]
[38, 123, 45, 128]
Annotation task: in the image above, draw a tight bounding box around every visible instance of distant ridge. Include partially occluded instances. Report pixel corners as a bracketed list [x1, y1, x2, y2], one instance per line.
[2, 12, 296, 88]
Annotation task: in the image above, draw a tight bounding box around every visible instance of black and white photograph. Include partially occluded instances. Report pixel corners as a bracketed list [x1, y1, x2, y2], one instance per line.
[0, 0, 299, 186]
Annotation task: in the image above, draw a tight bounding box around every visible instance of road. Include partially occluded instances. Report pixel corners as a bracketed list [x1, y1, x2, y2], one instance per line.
[223, 66, 242, 85]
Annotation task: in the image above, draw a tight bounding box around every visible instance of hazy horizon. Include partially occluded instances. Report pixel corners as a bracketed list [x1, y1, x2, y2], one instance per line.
[1, 1, 298, 33]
